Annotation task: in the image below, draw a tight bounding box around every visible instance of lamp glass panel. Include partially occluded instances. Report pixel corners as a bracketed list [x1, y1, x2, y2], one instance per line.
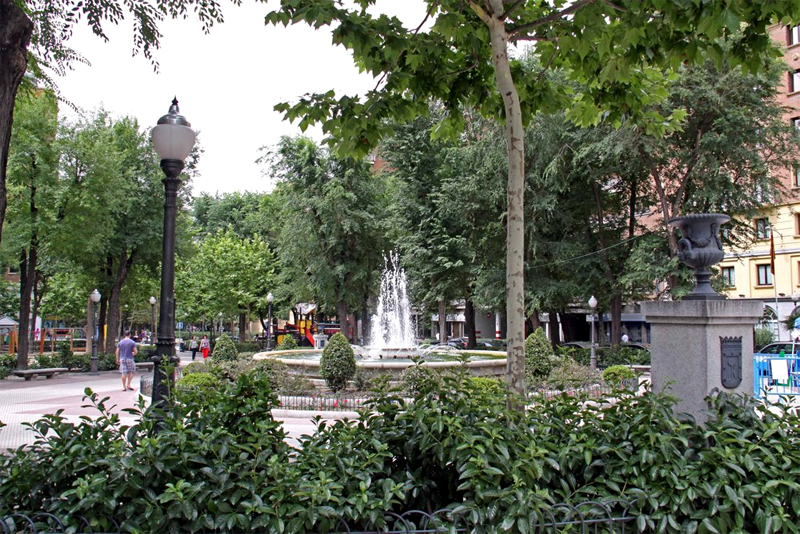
[152, 124, 196, 161]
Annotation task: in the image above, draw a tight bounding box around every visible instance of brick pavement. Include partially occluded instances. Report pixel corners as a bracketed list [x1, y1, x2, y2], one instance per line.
[0, 351, 355, 451]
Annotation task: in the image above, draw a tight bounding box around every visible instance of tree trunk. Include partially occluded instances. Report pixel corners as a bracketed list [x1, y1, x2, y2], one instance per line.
[17, 247, 36, 368]
[482, 1, 526, 398]
[104, 248, 135, 353]
[548, 311, 561, 349]
[361, 296, 370, 345]
[438, 300, 447, 344]
[465, 298, 476, 349]
[238, 312, 247, 342]
[337, 299, 350, 342]
[0, 0, 33, 249]
[611, 294, 623, 345]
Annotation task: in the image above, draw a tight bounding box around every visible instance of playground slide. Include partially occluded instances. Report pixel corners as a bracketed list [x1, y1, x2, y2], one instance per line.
[306, 330, 315, 346]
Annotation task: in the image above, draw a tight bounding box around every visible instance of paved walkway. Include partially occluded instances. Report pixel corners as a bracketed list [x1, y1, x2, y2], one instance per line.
[0, 351, 354, 451]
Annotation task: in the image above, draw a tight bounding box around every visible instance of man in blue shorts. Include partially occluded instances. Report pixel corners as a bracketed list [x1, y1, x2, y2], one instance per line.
[116, 330, 138, 391]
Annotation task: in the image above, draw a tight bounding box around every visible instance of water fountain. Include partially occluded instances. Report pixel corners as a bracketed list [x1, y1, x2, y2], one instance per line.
[366, 252, 417, 359]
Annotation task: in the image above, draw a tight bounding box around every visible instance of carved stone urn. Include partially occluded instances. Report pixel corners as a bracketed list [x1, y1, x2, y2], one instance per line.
[668, 213, 731, 300]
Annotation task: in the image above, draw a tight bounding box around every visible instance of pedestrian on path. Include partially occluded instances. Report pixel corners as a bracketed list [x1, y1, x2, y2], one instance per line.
[200, 335, 210, 361]
[116, 331, 138, 391]
[190, 336, 199, 361]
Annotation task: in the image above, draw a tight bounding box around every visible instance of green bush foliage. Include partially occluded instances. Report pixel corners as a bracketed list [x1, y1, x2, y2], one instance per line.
[176, 372, 222, 406]
[276, 334, 298, 350]
[0, 354, 15, 378]
[234, 341, 260, 353]
[319, 333, 355, 392]
[562, 345, 650, 368]
[182, 361, 211, 375]
[400, 364, 441, 394]
[211, 333, 238, 362]
[3, 367, 800, 533]
[754, 326, 775, 351]
[531, 357, 602, 391]
[524, 328, 553, 379]
[601, 364, 635, 385]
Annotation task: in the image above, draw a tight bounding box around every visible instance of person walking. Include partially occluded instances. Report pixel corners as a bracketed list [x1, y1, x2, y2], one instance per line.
[190, 336, 199, 361]
[116, 330, 138, 391]
[200, 334, 210, 361]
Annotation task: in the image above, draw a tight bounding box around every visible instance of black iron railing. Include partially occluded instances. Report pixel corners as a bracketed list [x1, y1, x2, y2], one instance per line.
[1, 501, 637, 533]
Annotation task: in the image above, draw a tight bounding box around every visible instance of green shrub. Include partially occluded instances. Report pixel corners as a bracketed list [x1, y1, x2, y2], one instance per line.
[468, 376, 505, 396]
[524, 327, 553, 379]
[4, 370, 800, 533]
[176, 372, 222, 405]
[754, 326, 775, 351]
[276, 334, 298, 350]
[235, 341, 260, 353]
[98, 353, 117, 372]
[319, 332, 355, 392]
[401, 364, 441, 394]
[182, 361, 210, 375]
[57, 342, 72, 368]
[34, 353, 59, 368]
[532, 357, 602, 391]
[211, 333, 238, 362]
[0, 354, 15, 379]
[602, 364, 635, 385]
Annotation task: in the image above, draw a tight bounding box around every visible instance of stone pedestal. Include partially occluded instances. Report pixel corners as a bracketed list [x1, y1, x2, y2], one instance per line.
[642, 300, 762, 421]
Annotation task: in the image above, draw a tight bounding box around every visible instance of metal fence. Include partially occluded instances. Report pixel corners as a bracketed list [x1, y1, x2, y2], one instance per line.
[754, 354, 800, 400]
[1, 501, 638, 533]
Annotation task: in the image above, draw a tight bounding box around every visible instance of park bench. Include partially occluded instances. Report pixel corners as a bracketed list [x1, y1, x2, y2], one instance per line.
[136, 361, 154, 372]
[12, 368, 69, 381]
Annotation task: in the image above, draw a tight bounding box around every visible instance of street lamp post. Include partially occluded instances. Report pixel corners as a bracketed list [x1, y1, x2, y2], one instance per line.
[266, 292, 274, 350]
[149, 296, 156, 343]
[151, 98, 195, 409]
[589, 295, 598, 370]
[90, 289, 101, 375]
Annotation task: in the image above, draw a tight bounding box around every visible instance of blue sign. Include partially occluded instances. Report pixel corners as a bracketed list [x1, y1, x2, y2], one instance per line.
[794, 317, 800, 330]
[177, 322, 184, 330]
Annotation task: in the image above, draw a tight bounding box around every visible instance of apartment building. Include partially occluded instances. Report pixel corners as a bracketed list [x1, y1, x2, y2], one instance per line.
[718, 24, 800, 339]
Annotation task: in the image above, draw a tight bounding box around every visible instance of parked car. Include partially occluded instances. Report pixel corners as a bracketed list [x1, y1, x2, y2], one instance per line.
[755, 342, 800, 355]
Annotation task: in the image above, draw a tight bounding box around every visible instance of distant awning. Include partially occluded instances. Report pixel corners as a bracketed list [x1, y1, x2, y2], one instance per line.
[297, 303, 316, 315]
[0, 316, 18, 327]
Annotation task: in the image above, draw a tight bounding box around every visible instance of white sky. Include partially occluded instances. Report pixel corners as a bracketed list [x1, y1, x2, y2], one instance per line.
[55, 1, 428, 196]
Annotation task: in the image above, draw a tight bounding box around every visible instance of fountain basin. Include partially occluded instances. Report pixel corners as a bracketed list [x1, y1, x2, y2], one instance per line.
[253, 350, 507, 380]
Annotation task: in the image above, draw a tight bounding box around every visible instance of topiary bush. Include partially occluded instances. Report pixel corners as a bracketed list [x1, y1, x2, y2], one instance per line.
[602, 364, 635, 386]
[525, 327, 553, 380]
[176, 372, 222, 405]
[319, 332, 355, 392]
[182, 361, 210, 375]
[211, 333, 238, 362]
[276, 334, 298, 350]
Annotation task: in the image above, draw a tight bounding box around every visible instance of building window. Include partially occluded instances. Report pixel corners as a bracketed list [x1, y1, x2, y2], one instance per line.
[791, 70, 800, 93]
[794, 164, 800, 187]
[755, 218, 771, 240]
[796, 213, 800, 236]
[721, 266, 735, 288]
[790, 25, 800, 46]
[757, 264, 773, 286]
[794, 117, 800, 130]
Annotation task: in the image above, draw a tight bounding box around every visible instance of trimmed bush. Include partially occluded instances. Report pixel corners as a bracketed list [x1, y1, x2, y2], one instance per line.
[602, 364, 635, 385]
[276, 334, 298, 350]
[319, 332, 355, 392]
[524, 327, 553, 379]
[182, 361, 210, 375]
[211, 333, 238, 362]
[534, 357, 602, 391]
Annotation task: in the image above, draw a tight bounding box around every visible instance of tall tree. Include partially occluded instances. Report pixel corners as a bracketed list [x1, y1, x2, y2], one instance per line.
[0, 0, 227, 249]
[268, 136, 386, 341]
[177, 229, 276, 341]
[4, 88, 57, 368]
[266, 0, 799, 397]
